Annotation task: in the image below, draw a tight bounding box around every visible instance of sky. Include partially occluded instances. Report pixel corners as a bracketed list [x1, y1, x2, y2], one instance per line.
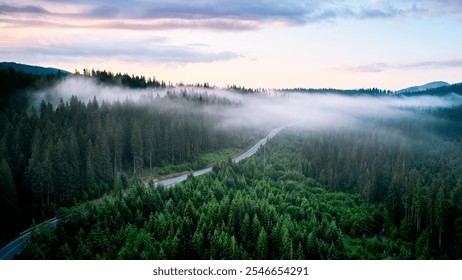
[1, 0, 462, 90]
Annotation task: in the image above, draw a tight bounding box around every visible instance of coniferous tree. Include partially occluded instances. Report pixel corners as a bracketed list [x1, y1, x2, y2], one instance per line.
[130, 120, 143, 175]
[0, 158, 20, 238]
[256, 228, 268, 259]
[95, 132, 112, 186]
[85, 140, 96, 199]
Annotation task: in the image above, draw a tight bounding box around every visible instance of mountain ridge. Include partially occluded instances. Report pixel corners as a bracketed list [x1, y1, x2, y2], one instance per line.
[0, 62, 70, 76]
[397, 81, 450, 93]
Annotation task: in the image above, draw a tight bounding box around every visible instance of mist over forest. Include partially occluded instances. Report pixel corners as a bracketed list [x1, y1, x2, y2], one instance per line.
[1, 67, 462, 260]
[31, 74, 462, 131]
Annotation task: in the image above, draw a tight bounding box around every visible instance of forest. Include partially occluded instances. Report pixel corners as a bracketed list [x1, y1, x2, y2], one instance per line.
[0, 67, 259, 241]
[17, 118, 462, 259]
[1, 67, 462, 259]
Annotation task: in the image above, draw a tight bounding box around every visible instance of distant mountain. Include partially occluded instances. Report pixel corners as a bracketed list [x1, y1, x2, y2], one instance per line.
[397, 81, 450, 94]
[0, 62, 70, 76]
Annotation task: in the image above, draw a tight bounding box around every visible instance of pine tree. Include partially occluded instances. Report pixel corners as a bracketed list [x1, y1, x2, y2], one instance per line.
[85, 140, 97, 198]
[435, 180, 447, 249]
[143, 123, 155, 171]
[256, 228, 268, 259]
[130, 120, 143, 175]
[295, 242, 305, 260]
[95, 132, 112, 185]
[111, 123, 124, 175]
[0, 158, 20, 238]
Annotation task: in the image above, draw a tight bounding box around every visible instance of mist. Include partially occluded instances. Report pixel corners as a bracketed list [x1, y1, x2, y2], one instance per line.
[34, 76, 165, 106]
[34, 75, 462, 135]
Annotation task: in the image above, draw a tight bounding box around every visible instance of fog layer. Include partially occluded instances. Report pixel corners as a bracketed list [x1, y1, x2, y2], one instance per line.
[36, 76, 462, 132]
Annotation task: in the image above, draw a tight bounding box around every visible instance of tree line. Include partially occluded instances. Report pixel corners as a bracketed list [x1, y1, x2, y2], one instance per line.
[75, 69, 168, 88]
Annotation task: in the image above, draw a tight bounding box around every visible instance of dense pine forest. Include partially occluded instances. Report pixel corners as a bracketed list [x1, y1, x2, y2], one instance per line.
[2, 67, 462, 259]
[17, 120, 462, 259]
[0, 67, 258, 242]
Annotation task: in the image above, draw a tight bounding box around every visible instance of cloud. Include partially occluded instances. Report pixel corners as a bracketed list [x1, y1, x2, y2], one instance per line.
[0, 4, 49, 14]
[96, 19, 262, 31]
[359, 7, 403, 19]
[348, 59, 462, 72]
[1, 0, 460, 32]
[0, 0, 312, 31]
[0, 35, 239, 64]
[35, 77, 462, 134]
[1, 0, 462, 33]
[347, 63, 388, 73]
[87, 4, 120, 18]
[427, 0, 462, 16]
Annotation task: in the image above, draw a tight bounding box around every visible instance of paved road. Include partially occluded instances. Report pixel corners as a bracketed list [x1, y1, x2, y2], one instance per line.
[232, 126, 283, 163]
[0, 218, 59, 260]
[155, 125, 284, 187]
[0, 125, 285, 260]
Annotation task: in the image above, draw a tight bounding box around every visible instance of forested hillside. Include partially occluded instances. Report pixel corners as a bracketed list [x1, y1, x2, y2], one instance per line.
[17, 132, 380, 260]
[18, 107, 462, 259]
[2, 67, 462, 260]
[300, 109, 462, 258]
[0, 69, 258, 242]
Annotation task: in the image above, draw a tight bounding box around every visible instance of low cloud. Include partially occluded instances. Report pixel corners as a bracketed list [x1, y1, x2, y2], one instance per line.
[35, 76, 462, 135]
[35, 76, 155, 106]
[348, 59, 462, 73]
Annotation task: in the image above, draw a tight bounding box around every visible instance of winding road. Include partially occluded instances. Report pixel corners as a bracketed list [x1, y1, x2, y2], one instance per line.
[156, 125, 284, 187]
[0, 218, 59, 260]
[0, 125, 285, 260]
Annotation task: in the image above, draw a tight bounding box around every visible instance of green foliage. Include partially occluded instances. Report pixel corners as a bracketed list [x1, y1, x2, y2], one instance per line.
[0, 158, 20, 238]
[195, 148, 240, 166]
[1, 87, 257, 241]
[130, 120, 143, 175]
[4, 67, 462, 260]
[17, 119, 462, 259]
[18, 132, 383, 260]
[298, 111, 462, 259]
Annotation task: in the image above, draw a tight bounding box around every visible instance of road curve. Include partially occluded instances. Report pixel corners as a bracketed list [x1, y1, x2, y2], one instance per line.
[0, 218, 59, 260]
[0, 125, 286, 260]
[155, 125, 285, 187]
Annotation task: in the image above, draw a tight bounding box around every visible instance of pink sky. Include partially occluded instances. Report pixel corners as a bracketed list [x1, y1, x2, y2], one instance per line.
[1, 0, 462, 90]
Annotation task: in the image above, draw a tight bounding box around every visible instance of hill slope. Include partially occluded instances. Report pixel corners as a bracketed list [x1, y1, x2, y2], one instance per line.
[398, 81, 450, 93]
[0, 62, 70, 76]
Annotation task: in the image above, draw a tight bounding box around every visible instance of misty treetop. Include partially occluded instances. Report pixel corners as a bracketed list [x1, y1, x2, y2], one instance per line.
[17, 103, 462, 259]
[0, 87, 258, 241]
[75, 68, 167, 89]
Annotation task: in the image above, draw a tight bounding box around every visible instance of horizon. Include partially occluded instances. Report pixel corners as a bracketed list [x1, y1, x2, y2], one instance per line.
[2, 61, 458, 92]
[1, 1, 462, 91]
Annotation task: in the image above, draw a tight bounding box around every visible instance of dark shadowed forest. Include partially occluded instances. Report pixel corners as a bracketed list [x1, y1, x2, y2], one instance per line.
[0, 68, 258, 241]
